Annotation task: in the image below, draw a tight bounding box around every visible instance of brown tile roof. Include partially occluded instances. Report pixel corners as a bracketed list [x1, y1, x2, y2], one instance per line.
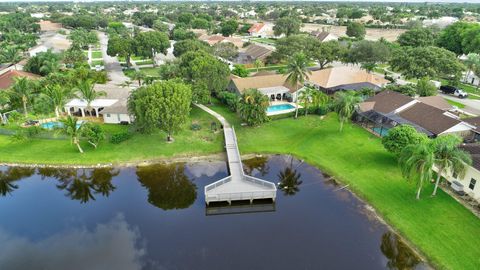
[417, 96, 453, 111]
[230, 74, 300, 94]
[464, 117, 480, 133]
[0, 70, 40, 90]
[248, 23, 265, 33]
[38, 20, 62, 32]
[243, 44, 273, 60]
[308, 66, 389, 90]
[363, 91, 415, 114]
[399, 102, 461, 135]
[460, 144, 480, 171]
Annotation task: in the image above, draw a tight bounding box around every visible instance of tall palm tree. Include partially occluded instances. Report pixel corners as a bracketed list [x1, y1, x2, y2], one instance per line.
[75, 81, 106, 116]
[43, 84, 74, 117]
[333, 91, 362, 132]
[399, 143, 434, 200]
[0, 46, 23, 70]
[431, 135, 472, 196]
[132, 71, 146, 86]
[311, 90, 329, 111]
[285, 52, 311, 119]
[10, 77, 35, 116]
[298, 86, 315, 116]
[60, 115, 84, 153]
[39, 58, 60, 75]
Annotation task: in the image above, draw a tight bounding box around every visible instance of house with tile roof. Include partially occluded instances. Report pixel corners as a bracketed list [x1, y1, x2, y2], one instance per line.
[0, 69, 40, 90]
[227, 73, 300, 102]
[307, 66, 389, 94]
[356, 91, 477, 139]
[310, 29, 338, 42]
[235, 44, 274, 64]
[248, 23, 273, 38]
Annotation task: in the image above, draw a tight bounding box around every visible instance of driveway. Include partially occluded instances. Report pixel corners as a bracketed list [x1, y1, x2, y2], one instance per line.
[97, 31, 130, 84]
[439, 94, 480, 116]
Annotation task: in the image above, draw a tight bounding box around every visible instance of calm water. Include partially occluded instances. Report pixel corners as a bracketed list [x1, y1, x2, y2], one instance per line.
[0, 155, 427, 270]
[266, 103, 295, 113]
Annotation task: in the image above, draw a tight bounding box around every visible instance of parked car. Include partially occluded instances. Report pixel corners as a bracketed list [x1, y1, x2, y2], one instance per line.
[440, 85, 468, 98]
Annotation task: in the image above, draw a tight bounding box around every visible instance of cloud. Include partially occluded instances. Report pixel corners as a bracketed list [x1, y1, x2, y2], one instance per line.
[0, 214, 146, 270]
[185, 161, 226, 178]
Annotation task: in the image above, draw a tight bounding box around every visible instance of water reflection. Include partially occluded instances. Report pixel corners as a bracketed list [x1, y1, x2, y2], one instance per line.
[277, 156, 303, 196]
[381, 232, 422, 270]
[136, 163, 197, 210]
[0, 214, 146, 270]
[38, 168, 119, 203]
[0, 167, 35, 196]
[243, 156, 270, 176]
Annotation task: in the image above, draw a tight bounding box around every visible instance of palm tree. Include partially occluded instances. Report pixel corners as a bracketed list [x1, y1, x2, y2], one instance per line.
[0, 46, 23, 70]
[431, 135, 472, 196]
[332, 91, 362, 132]
[285, 52, 311, 119]
[399, 143, 434, 200]
[42, 84, 74, 117]
[311, 90, 329, 112]
[298, 86, 315, 116]
[75, 81, 106, 116]
[238, 88, 269, 126]
[10, 77, 35, 116]
[39, 58, 60, 75]
[132, 71, 146, 86]
[253, 59, 263, 72]
[60, 115, 84, 153]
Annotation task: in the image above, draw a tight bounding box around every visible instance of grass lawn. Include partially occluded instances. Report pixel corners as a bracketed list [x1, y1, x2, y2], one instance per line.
[206, 102, 480, 270]
[0, 106, 223, 165]
[118, 55, 147, 62]
[2, 100, 480, 269]
[250, 37, 277, 45]
[124, 67, 161, 78]
[446, 98, 466, 109]
[91, 51, 103, 59]
[136, 59, 154, 66]
[90, 60, 104, 66]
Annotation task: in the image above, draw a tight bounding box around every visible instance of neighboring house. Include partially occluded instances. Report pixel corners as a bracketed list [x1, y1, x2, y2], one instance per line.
[356, 91, 477, 138]
[423, 16, 458, 29]
[307, 66, 389, 94]
[37, 20, 62, 32]
[464, 117, 480, 141]
[416, 96, 454, 111]
[227, 73, 300, 102]
[235, 44, 273, 64]
[462, 71, 480, 86]
[248, 23, 274, 38]
[438, 143, 480, 203]
[29, 32, 71, 57]
[0, 69, 40, 90]
[65, 84, 132, 124]
[310, 29, 338, 42]
[198, 34, 244, 48]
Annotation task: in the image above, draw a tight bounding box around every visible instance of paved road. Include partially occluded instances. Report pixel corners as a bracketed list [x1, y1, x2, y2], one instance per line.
[97, 31, 130, 84]
[440, 94, 480, 116]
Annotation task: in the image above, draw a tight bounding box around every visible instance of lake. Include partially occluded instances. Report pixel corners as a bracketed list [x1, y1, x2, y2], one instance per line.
[0, 155, 427, 270]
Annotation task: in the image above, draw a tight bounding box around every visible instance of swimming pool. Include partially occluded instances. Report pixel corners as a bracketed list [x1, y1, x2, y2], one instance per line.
[41, 121, 83, 130]
[266, 104, 296, 114]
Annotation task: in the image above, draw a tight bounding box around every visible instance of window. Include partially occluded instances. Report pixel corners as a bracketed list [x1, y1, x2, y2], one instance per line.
[469, 178, 477, 190]
[106, 114, 110, 117]
[453, 172, 458, 179]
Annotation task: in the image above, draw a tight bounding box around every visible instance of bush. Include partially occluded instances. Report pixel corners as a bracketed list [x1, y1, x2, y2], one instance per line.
[218, 91, 239, 112]
[382, 125, 428, 155]
[191, 122, 201, 131]
[110, 132, 131, 144]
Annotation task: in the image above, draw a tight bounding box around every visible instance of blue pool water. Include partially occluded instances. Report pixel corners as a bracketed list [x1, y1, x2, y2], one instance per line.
[41, 121, 83, 130]
[372, 127, 390, 137]
[267, 104, 295, 113]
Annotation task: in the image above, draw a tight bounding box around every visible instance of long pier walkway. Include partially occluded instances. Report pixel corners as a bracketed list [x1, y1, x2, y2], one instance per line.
[195, 104, 277, 205]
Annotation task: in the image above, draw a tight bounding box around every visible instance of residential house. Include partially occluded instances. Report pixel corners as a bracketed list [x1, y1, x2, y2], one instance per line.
[310, 29, 338, 42]
[235, 44, 274, 64]
[307, 66, 389, 94]
[227, 73, 300, 102]
[65, 84, 132, 124]
[0, 69, 40, 90]
[248, 23, 274, 38]
[198, 34, 244, 48]
[438, 143, 480, 203]
[464, 117, 480, 141]
[356, 91, 476, 138]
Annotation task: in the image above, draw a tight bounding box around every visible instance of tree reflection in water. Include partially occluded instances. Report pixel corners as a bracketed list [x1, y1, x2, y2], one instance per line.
[381, 231, 422, 270]
[243, 156, 270, 176]
[278, 156, 303, 196]
[38, 167, 119, 203]
[0, 167, 35, 196]
[136, 163, 197, 210]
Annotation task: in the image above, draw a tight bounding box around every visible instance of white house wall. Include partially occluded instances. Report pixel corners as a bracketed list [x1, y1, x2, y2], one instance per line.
[436, 165, 480, 202]
[103, 113, 131, 124]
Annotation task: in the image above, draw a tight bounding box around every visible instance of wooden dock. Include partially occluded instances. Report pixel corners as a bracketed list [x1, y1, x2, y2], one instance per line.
[195, 104, 277, 205]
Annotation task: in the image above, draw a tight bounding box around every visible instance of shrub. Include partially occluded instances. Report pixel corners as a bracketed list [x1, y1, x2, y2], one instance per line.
[191, 123, 201, 131]
[110, 132, 131, 144]
[218, 91, 239, 112]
